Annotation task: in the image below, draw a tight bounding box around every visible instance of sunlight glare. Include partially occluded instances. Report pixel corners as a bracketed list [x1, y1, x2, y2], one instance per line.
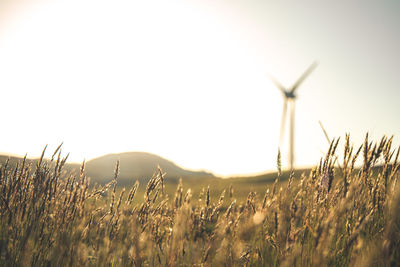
[0, 0, 284, 175]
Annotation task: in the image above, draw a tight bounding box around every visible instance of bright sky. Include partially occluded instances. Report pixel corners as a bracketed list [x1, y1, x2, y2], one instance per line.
[0, 0, 399, 176]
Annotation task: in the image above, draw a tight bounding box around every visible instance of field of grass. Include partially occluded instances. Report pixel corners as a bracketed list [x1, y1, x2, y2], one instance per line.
[1, 135, 400, 266]
[123, 168, 302, 208]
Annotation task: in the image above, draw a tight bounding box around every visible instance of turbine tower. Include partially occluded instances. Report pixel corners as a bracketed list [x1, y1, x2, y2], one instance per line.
[270, 62, 318, 170]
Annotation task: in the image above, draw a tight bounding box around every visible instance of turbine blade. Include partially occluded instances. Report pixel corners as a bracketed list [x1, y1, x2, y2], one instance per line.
[289, 100, 295, 170]
[269, 74, 287, 95]
[318, 120, 331, 144]
[279, 99, 288, 146]
[290, 61, 318, 94]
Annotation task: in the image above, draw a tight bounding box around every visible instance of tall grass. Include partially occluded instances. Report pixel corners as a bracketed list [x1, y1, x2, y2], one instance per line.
[0, 135, 399, 266]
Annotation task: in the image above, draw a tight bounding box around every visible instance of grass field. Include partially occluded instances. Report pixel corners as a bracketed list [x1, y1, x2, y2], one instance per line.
[1, 135, 399, 266]
[119, 168, 302, 208]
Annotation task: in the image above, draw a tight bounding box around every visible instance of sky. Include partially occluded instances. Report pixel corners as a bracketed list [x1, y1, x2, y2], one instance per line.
[0, 0, 399, 176]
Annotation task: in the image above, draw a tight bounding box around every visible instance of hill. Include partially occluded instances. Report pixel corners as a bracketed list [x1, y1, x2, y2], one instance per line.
[85, 152, 214, 184]
[0, 152, 214, 185]
[0, 153, 81, 175]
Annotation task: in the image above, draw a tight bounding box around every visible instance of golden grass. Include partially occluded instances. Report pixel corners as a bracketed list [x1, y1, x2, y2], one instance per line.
[0, 134, 399, 266]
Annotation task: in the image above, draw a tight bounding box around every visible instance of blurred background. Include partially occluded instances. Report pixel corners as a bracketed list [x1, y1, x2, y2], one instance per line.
[0, 0, 399, 176]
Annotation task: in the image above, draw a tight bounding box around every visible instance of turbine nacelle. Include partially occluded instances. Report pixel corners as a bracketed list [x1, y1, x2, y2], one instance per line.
[284, 91, 296, 99]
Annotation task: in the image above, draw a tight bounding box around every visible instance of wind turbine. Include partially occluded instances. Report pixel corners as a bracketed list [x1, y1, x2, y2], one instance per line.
[270, 62, 318, 170]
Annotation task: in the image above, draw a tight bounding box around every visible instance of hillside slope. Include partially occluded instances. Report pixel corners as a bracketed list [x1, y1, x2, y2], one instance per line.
[0, 152, 214, 185]
[84, 152, 213, 184]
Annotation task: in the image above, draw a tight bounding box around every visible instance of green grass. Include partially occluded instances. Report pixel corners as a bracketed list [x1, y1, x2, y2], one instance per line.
[112, 169, 302, 208]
